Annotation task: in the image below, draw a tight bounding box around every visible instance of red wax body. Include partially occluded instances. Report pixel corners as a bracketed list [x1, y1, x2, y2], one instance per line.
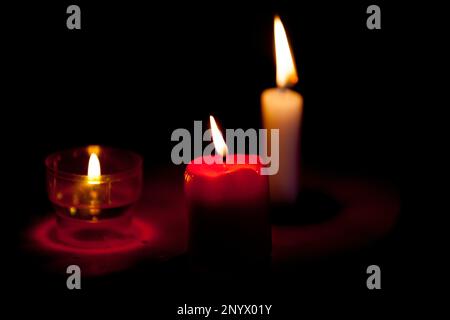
[184, 155, 271, 270]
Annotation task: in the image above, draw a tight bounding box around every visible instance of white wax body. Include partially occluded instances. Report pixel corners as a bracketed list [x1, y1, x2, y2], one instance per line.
[261, 88, 303, 204]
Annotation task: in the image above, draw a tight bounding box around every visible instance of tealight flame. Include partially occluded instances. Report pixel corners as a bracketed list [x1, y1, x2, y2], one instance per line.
[274, 16, 298, 88]
[210, 115, 228, 157]
[87, 153, 101, 184]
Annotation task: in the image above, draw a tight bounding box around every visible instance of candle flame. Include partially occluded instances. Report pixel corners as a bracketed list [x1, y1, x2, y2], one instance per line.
[210, 115, 228, 157]
[274, 16, 298, 88]
[87, 153, 101, 184]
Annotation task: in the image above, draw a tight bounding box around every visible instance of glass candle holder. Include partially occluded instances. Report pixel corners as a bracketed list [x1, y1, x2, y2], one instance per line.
[45, 146, 143, 247]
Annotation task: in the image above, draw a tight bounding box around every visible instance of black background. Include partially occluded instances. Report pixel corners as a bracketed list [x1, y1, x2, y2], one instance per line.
[2, 0, 438, 316]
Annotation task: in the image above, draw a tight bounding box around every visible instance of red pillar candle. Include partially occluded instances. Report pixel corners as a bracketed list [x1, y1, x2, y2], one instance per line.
[184, 117, 271, 270]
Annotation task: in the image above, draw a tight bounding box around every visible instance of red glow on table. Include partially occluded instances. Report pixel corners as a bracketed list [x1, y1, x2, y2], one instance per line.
[27, 217, 157, 276]
[29, 217, 155, 255]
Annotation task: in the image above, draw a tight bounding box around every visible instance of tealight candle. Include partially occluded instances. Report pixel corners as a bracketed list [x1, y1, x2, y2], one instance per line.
[45, 146, 143, 247]
[261, 16, 303, 204]
[184, 116, 270, 270]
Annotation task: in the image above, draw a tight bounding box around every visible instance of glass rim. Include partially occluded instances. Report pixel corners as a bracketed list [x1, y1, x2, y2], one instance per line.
[45, 146, 143, 182]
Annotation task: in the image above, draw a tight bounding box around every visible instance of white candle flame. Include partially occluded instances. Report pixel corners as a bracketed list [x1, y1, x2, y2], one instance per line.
[274, 16, 298, 88]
